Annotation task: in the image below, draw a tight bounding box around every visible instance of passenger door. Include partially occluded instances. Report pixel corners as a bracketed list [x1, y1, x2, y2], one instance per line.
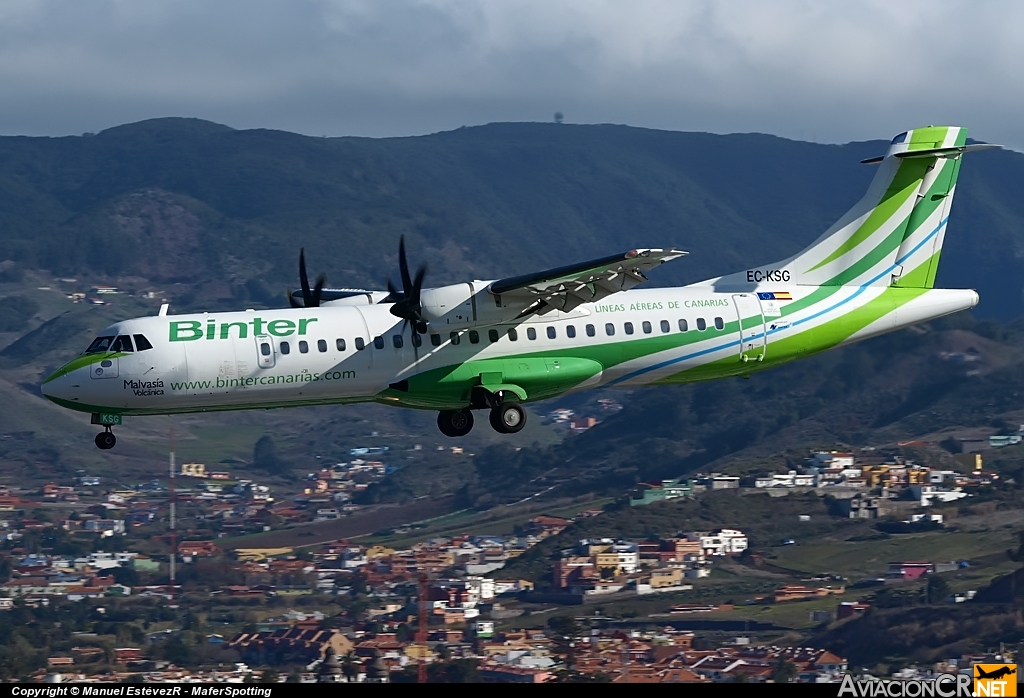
[732, 293, 767, 362]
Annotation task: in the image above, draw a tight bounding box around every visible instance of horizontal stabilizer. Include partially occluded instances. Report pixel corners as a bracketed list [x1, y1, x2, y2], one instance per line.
[862, 142, 1000, 164]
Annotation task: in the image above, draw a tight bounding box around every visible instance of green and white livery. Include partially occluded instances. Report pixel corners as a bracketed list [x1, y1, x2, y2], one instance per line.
[42, 127, 992, 449]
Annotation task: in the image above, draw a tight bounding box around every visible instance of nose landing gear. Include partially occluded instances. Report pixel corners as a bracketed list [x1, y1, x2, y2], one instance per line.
[95, 428, 116, 450]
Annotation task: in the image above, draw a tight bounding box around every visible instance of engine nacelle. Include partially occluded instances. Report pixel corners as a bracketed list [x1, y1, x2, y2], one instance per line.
[420, 282, 519, 331]
[321, 290, 391, 307]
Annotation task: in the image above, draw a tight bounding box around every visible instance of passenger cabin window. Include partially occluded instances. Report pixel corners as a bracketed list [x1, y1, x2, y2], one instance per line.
[624, 322, 634, 335]
[566, 325, 576, 339]
[318, 339, 327, 353]
[299, 340, 309, 353]
[86, 336, 115, 353]
[660, 320, 670, 333]
[714, 317, 724, 331]
[586, 324, 596, 337]
[393, 335, 403, 348]
[412, 333, 422, 347]
[450, 332, 460, 345]
[355, 338, 366, 350]
[605, 323, 615, 336]
[679, 319, 688, 332]
[280, 341, 291, 355]
[336, 338, 346, 351]
[133, 334, 153, 351]
[469, 330, 480, 344]
[111, 335, 134, 352]
[527, 327, 537, 340]
[430, 334, 441, 347]
[546, 326, 556, 339]
[374, 336, 385, 350]
[642, 321, 652, 334]
[488, 329, 499, 343]
[260, 342, 271, 356]
[508, 329, 518, 341]
[697, 318, 707, 331]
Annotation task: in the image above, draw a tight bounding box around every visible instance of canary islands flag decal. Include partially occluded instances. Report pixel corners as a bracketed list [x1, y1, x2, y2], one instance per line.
[975, 664, 1017, 696]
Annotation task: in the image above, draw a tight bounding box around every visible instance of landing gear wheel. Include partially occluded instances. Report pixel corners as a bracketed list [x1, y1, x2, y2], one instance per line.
[437, 409, 474, 437]
[95, 430, 116, 450]
[490, 402, 526, 434]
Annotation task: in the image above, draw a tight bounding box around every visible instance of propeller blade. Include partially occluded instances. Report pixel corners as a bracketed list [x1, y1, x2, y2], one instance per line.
[398, 236, 413, 297]
[311, 274, 326, 308]
[412, 265, 427, 297]
[385, 236, 429, 324]
[299, 248, 312, 307]
[410, 264, 427, 321]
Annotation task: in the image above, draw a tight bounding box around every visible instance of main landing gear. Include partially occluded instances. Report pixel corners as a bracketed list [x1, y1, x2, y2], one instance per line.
[489, 402, 526, 434]
[95, 427, 116, 450]
[437, 409, 474, 438]
[436, 398, 528, 438]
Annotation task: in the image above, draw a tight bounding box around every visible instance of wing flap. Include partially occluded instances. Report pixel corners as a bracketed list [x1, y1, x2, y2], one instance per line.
[490, 248, 687, 313]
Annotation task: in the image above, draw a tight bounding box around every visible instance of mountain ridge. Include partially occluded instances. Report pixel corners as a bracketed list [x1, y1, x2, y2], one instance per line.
[0, 118, 1020, 318]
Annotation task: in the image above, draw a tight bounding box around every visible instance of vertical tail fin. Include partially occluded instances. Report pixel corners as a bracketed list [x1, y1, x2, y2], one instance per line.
[705, 126, 994, 290]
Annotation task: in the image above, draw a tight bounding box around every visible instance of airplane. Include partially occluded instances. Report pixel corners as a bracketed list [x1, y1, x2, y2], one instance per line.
[976, 666, 1016, 681]
[41, 126, 997, 450]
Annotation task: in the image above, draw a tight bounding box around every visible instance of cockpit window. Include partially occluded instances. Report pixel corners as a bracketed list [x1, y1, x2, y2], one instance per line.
[110, 335, 134, 353]
[85, 336, 115, 354]
[133, 334, 153, 351]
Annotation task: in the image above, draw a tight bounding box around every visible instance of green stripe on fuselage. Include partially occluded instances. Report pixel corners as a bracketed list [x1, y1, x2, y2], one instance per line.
[807, 158, 930, 272]
[44, 353, 128, 384]
[655, 275, 934, 385]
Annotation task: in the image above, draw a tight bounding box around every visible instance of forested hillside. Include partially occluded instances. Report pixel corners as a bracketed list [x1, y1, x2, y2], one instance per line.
[0, 118, 1021, 317]
[1, 119, 1023, 496]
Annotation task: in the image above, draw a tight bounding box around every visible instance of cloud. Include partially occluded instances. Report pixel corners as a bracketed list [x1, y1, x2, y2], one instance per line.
[0, 0, 1021, 148]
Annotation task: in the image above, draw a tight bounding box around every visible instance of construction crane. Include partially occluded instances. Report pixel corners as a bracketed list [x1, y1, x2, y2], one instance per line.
[417, 573, 429, 683]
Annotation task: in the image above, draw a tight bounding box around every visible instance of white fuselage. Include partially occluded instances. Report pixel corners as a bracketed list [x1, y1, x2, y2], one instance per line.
[41, 283, 978, 416]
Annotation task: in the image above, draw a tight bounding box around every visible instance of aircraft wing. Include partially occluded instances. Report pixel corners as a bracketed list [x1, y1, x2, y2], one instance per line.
[489, 248, 687, 314]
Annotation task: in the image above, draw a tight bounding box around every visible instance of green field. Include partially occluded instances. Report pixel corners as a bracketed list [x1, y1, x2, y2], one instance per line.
[768, 527, 1018, 579]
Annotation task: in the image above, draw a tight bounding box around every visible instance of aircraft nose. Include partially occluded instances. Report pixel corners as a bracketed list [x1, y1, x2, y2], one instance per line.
[41, 371, 69, 403]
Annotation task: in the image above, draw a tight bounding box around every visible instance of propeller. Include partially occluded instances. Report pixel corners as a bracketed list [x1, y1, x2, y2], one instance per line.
[386, 235, 428, 330]
[386, 235, 428, 359]
[287, 248, 326, 308]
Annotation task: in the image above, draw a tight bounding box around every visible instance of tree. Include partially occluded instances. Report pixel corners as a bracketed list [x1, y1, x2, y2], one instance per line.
[111, 565, 139, 586]
[423, 659, 480, 683]
[259, 669, 279, 683]
[927, 574, 951, 604]
[342, 653, 358, 682]
[253, 435, 290, 475]
[772, 657, 798, 683]
[554, 112, 564, 124]
[548, 615, 582, 670]
[162, 635, 192, 666]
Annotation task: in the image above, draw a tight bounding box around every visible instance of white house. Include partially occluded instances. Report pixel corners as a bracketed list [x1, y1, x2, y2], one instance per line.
[610, 543, 639, 574]
[755, 471, 817, 488]
[908, 485, 968, 507]
[693, 529, 748, 556]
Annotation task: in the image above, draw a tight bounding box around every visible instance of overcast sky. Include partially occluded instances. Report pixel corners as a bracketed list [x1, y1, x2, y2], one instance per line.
[1, 0, 1021, 148]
